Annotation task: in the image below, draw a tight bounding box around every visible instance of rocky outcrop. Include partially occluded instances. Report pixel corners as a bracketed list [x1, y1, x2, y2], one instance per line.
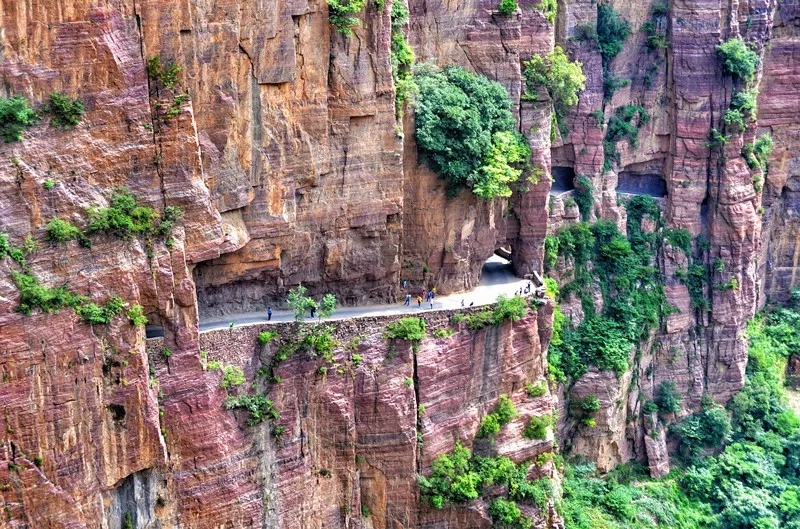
[402, 0, 555, 293]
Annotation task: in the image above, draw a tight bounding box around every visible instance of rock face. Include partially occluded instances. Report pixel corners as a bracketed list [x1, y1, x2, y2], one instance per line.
[1, 0, 800, 525]
[143, 305, 558, 529]
[548, 0, 800, 476]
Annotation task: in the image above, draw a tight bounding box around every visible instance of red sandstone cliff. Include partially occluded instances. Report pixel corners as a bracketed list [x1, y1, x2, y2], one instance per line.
[0, 0, 799, 526]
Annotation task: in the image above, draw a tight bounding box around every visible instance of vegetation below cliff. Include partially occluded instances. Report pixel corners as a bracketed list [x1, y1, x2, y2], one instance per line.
[559, 298, 800, 529]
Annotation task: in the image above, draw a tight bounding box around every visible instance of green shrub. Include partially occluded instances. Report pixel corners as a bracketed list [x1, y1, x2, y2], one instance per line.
[478, 395, 518, 438]
[526, 381, 547, 398]
[45, 218, 81, 243]
[432, 328, 454, 339]
[478, 413, 502, 438]
[657, 381, 682, 413]
[327, 0, 367, 35]
[160, 347, 172, 359]
[414, 64, 530, 199]
[22, 235, 39, 255]
[126, 304, 148, 326]
[497, 0, 517, 16]
[651, 1, 668, 16]
[0, 233, 9, 259]
[574, 175, 594, 221]
[523, 414, 552, 440]
[642, 400, 659, 414]
[0, 96, 38, 142]
[523, 46, 585, 136]
[717, 38, 759, 81]
[492, 295, 528, 323]
[464, 310, 494, 330]
[86, 188, 180, 242]
[597, 3, 631, 68]
[731, 89, 758, 122]
[488, 498, 532, 528]
[386, 317, 427, 342]
[664, 228, 692, 255]
[535, 0, 557, 24]
[225, 393, 279, 426]
[544, 236, 559, 270]
[390, 1, 415, 118]
[146, 56, 182, 89]
[258, 330, 277, 345]
[220, 366, 246, 388]
[48, 92, 84, 127]
[420, 443, 551, 518]
[723, 108, 746, 132]
[11, 271, 86, 315]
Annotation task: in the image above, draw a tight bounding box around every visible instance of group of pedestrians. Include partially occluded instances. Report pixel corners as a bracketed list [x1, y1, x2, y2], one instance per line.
[514, 282, 534, 297]
[403, 286, 437, 308]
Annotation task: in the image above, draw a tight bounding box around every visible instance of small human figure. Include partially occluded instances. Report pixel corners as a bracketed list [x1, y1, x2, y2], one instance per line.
[405, 293, 411, 306]
[403, 280, 408, 289]
[469, 301, 474, 307]
[417, 296, 423, 307]
[430, 300, 434, 309]
[428, 291, 434, 302]
[461, 299, 465, 307]
[267, 307, 272, 321]
[310, 306, 316, 319]
[422, 289, 427, 300]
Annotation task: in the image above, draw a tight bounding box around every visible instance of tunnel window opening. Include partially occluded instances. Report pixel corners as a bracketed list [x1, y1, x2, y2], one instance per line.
[550, 167, 576, 195]
[617, 171, 667, 197]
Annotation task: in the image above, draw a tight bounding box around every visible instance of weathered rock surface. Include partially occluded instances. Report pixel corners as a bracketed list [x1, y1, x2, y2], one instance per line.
[548, 0, 799, 476]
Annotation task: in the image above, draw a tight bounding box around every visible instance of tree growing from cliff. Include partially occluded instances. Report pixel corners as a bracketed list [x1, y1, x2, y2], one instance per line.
[287, 285, 338, 322]
[413, 64, 531, 199]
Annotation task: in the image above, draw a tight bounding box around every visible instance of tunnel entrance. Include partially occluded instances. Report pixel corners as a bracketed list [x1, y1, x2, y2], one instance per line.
[617, 171, 667, 197]
[550, 166, 576, 195]
[480, 254, 515, 287]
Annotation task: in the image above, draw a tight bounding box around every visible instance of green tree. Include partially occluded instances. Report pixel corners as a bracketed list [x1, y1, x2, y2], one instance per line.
[414, 64, 530, 199]
[318, 293, 337, 321]
[287, 284, 312, 322]
[717, 38, 759, 82]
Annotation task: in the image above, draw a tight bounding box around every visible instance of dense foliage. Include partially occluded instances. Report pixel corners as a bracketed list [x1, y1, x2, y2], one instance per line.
[548, 196, 667, 381]
[603, 105, 650, 171]
[414, 64, 530, 199]
[327, 0, 367, 34]
[597, 3, 631, 68]
[385, 317, 427, 343]
[86, 187, 183, 243]
[717, 38, 759, 82]
[523, 46, 586, 138]
[48, 92, 85, 127]
[559, 303, 800, 529]
[419, 442, 551, 527]
[0, 96, 38, 142]
[390, 0, 415, 117]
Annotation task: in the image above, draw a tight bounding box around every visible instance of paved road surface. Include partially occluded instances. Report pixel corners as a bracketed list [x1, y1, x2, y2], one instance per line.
[146, 256, 531, 337]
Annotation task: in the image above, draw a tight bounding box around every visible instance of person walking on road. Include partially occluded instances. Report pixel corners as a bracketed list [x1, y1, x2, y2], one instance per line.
[267, 307, 272, 321]
[310, 305, 316, 319]
[417, 295, 422, 307]
[404, 293, 411, 306]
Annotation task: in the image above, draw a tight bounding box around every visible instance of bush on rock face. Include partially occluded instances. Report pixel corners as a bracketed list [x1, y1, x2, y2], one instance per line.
[414, 64, 530, 199]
